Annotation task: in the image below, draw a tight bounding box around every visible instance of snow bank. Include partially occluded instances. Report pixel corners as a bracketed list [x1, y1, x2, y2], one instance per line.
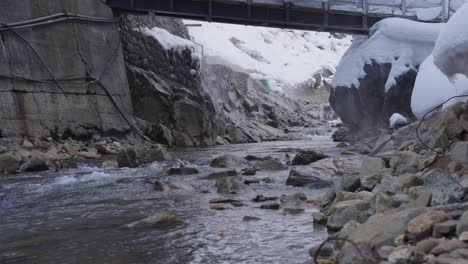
[411, 54, 468, 119]
[141, 27, 200, 58]
[433, 2, 468, 78]
[332, 18, 443, 91]
[389, 113, 408, 128]
[186, 20, 351, 88]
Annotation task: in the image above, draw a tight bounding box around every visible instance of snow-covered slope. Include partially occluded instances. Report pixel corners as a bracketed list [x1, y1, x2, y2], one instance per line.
[185, 20, 352, 90]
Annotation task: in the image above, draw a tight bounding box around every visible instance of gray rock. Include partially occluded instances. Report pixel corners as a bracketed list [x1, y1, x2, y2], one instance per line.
[423, 169, 465, 206]
[0, 152, 22, 173]
[166, 166, 199, 175]
[336, 242, 377, 264]
[210, 154, 249, 168]
[125, 212, 179, 228]
[260, 203, 280, 210]
[450, 142, 468, 164]
[286, 167, 333, 188]
[201, 169, 237, 180]
[327, 199, 374, 231]
[291, 150, 328, 166]
[253, 159, 287, 171]
[19, 154, 50, 172]
[359, 156, 386, 177]
[457, 210, 468, 236]
[335, 175, 361, 192]
[348, 207, 427, 249]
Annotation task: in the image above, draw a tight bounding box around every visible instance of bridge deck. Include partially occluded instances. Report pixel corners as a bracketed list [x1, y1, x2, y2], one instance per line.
[107, 0, 449, 34]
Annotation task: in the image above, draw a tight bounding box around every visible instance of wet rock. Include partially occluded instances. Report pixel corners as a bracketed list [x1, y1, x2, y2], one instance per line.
[286, 167, 333, 188]
[253, 159, 287, 171]
[327, 199, 373, 231]
[210, 154, 249, 168]
[215, 177, 239, 194]
[335, 220, 361, 248]
[77, 149, 100, 159]
[309, 243, 334, 258]
[336, 242, 377, 264]
[433, 220, 458, 238]
[244, 155, 269, 161]
[422, 169, 465, 206]
[117, 146, 171, 168]
[283, 207, 305, 215]
[313, 212, 328, 224]
[22, 140, 34, 150]
[210, 203, 234, 210]
[243, 216, 260, 221]
[0, 152, 22, 173]
[260, 203, 280, 210]
[244, 179, 260, 185]
[332, 127, 349, 142]
[407, 211, 450, 240]
[457, 211, 468, 236]
[450, 142, 468, 164]
[376, 245, 395, 260]
[291, 150, 328, 166]
[154, 180, 169, 191]
[280, 193, 307, 204]
[321, 189, 337, 208]
[125, 212, 179, 228]
[252, 194, 278, 203]
[19, 151, 52, 172]
[166, 166, 199, 175]
[348, 207, 427, 249]
[201, 169, 237, 179]
[242, 167, 257, 175]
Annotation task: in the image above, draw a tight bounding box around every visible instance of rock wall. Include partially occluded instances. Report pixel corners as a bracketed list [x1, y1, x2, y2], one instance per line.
[0, 0, 133, 139]
[122, 16, 217, 147]
[202, 63, 314, 143]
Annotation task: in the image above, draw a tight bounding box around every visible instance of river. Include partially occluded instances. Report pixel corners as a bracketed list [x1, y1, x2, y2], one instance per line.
[0, 136, 340, 264]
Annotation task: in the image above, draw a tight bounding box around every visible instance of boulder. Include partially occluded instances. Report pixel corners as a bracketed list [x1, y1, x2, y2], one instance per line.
[358, 156, 386, 177]
[450, 142, 468, 164]
[166, 166, 199, 175]
[327, 199, 374, 231]
[423, 169, 465, 206]
[286, 167, 333, 188]
[210, 154, 249, 168]
[348, 207, 427, 249]
[291, 150, 328, 166]
[335, 175, 361, 192]
[336, 242, 377, 264]
[253, 159, 287, 171]
[19, 153, 50, 172]
[407, 211, 450, 240]
[0, 152, 22, 173]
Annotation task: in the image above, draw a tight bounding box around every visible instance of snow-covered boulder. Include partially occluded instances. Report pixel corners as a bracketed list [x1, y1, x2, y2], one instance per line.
[411, 2, 468, 119]
[433, 2, 468, 78]
[330, 18, 442, 133]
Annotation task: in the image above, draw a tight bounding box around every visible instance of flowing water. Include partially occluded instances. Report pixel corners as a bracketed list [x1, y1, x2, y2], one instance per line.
[0, 137, 339, 264]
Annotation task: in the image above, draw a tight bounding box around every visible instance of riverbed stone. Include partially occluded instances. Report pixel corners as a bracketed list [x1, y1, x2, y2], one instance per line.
[286, 167, 333, 188]
[415, 238, 446, 254]
[407, 211, 450, 240]
[215, 177, 240, 194]
[125, 212, 179, 228]
[210, 154, 249, 168]
[0, 151, 22, 173]
[359, 156, 386, 177]
[327, 199, 373, 231]
[422, 169, 465, 206]
[291, 150, 328, 166]
[201, 169, 237, 179]
[309, 243, 334, 258]
[253, 159, 287, 171]
[260, 203, 280, 210]
[335, 175, 361, 192]
[210, 203, 234, 210]
[430, 239, 468, 256]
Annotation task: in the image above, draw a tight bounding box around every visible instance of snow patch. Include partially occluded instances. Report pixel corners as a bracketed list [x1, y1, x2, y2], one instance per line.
[141, 27, 200, 59]
[389, 113, 408, 128]
[411, 54, 468, 119]
[186, 21, 351, 87]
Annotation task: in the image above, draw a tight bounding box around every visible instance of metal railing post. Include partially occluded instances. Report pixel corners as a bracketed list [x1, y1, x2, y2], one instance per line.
[322, 1, 329, 30]
[362, 0, 368, 30]
[401, 0, 407, 16]
[247, 0, 252, 19]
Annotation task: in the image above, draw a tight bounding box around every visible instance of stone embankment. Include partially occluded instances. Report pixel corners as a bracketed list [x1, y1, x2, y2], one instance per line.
[306, 101, 468, 264]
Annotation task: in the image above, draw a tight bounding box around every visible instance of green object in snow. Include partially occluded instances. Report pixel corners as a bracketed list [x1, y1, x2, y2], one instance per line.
[260, 79, 272, 92]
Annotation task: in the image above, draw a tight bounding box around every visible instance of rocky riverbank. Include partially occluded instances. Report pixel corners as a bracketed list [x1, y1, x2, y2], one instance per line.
[0, 136, 171, 175]
[305, 101, 468, 264]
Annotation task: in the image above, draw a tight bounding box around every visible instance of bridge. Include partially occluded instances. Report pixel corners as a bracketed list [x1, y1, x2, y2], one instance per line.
[107, 0, 451, 34]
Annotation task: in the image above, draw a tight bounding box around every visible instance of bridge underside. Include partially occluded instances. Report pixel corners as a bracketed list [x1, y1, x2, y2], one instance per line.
[107, 0, 424, 34]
